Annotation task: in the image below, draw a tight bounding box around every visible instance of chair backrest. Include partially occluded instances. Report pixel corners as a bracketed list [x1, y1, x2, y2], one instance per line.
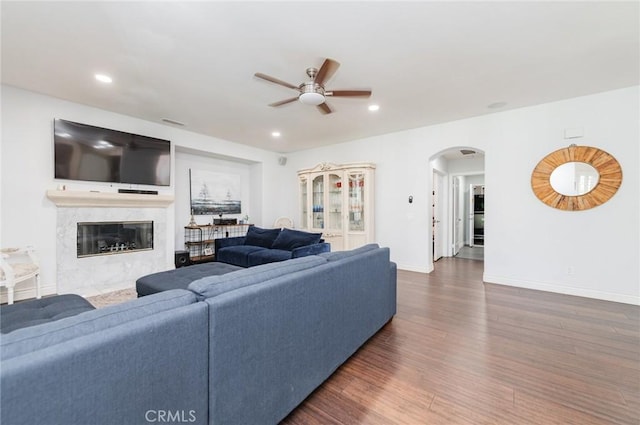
[273, 217, 294, 229]
[0, 247, 39, 282]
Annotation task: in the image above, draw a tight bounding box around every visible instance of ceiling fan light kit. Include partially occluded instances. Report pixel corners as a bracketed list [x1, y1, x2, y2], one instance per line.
[255, 58, 372, 114]
[299, 91, 325, 106]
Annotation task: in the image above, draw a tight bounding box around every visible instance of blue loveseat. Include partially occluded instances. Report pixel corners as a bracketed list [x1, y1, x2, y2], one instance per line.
[215, 225, 330, 267]
[1, 244, 396, 425]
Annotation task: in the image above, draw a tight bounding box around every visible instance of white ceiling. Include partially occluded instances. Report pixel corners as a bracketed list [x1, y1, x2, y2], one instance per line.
[2, 1, 638, 153]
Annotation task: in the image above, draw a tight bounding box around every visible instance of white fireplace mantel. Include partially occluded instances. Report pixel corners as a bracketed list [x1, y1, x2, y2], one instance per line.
[46, 190, 174, 208]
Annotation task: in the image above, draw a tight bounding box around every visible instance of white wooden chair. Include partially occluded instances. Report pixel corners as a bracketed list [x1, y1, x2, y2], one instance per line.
[273, 217, 294, 229]
[0, 246, 41, 305]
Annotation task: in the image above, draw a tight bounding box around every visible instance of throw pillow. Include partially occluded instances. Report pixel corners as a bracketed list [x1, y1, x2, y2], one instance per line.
[244, 226, 281, 248]
[271, 228, 322, 251]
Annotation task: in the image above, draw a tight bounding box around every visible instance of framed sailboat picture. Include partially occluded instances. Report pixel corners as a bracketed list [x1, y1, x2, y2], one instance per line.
[189, 169, 241, 215]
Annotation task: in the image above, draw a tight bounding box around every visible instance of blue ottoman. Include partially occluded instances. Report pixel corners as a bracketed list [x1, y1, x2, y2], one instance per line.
[136, 262, 242, 297]
[0, 294, 95, 333]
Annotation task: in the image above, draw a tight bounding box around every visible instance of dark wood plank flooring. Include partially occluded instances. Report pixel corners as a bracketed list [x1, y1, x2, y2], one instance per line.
[282, 257, 640, 424]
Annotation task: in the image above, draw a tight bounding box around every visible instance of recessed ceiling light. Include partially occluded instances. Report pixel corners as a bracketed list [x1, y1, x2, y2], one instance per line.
[368, 104, 380, 112]
[94, 140, 114, 149]
[487, 101, 507, 109]
[94, 74, 113, 84]
[271, 131, 281, 138]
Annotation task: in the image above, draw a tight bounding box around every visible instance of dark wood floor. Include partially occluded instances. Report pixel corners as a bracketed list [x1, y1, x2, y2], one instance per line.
[282, 257, 640, 424]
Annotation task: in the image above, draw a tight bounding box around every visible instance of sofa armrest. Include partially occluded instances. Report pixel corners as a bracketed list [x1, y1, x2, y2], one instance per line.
[291, 242, 331, 258]
[215, 236, 246, 252]
[388, 261, 398, 316]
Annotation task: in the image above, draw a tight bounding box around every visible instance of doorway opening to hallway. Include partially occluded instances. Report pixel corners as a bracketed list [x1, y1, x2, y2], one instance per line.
[429, 147, 485, 268]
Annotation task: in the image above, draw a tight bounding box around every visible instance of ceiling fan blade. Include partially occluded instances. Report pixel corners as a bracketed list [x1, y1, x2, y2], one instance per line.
[314, 59, 340, 86]
[269, 97, 299, 107]
[327, 90, 372, 98]
[317, 102, 332, 115]
[254, 73, 299, 91]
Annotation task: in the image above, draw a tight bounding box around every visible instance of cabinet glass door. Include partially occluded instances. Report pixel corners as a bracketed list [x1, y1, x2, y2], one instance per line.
[299, 176, 308, 229]
[327, 173, 342, 231]
[312, 174, 324, 229]
[348, 172, 365, 231]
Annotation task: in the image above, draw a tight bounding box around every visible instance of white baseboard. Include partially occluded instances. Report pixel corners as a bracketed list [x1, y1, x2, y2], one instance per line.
[397, 263, 431, 274]
[483, 274, 640, 306]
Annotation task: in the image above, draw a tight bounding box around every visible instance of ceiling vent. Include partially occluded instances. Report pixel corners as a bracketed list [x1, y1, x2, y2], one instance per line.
[460, 149, 476, 155]
[161, 118, 186, 126]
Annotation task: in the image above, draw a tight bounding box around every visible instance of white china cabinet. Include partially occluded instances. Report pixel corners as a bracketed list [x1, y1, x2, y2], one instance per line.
[298, 162, 375, 251]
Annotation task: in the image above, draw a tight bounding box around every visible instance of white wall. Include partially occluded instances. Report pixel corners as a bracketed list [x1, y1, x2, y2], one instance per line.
[1, 85, 283, 300]
[2, 85, 638, 304]
[174, 149, 254, 248]
[447, 156, 485, 175]
[286, 86, 640, 304]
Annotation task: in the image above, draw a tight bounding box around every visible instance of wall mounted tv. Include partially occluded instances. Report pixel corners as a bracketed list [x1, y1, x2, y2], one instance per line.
[54, 119, 171, 186]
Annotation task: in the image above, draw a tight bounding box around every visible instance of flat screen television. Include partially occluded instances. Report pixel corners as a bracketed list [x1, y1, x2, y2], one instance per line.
[54, 119, 171, 186]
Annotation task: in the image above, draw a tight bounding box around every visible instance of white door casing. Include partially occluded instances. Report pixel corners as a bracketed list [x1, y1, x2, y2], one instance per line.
[452, 176, 463, 255]
[433, 171, 445, 261]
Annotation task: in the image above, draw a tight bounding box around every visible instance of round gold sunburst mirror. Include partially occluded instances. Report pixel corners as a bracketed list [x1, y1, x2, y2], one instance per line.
[531, 145, 622, 211]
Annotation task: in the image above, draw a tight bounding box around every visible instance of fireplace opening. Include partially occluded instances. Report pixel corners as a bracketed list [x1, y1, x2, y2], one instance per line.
[77, 221, 153, 258]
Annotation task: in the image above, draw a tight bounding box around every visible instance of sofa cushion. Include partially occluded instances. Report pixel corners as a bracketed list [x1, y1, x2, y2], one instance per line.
[188, 255, 327, 300]
[0, 294, 95, 334]
[216, 245, 266, 268]
[319, 243, 380, 262]
[244, 226, 281, 248]
[1, 289, 197, 360]
[136, 262, 243, 296]
[247, 249, 292, 267]
[271, 228, 322, 251]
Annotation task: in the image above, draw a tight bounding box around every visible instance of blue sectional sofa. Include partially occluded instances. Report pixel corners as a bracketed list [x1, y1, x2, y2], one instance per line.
[215, 225, 330, 267]
[1, 244, 396, 425]
[1, 290, 209, 425]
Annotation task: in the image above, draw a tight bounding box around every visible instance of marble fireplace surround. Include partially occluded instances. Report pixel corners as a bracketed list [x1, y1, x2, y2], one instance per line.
[47, 190, 174, 297]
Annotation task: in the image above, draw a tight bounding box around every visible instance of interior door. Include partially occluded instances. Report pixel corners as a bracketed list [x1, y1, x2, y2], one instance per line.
[433, 172, 444, 261]
[452, 177, 463, 256]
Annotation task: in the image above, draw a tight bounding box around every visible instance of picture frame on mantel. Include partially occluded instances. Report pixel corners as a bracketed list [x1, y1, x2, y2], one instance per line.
[189, 169, 241, 215]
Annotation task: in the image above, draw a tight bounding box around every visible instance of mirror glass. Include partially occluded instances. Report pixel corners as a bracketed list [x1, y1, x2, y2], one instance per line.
[549, 162, 599, 196]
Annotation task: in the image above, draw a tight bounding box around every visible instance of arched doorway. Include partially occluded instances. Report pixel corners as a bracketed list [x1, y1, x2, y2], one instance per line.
[429, 147, 485, 269]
